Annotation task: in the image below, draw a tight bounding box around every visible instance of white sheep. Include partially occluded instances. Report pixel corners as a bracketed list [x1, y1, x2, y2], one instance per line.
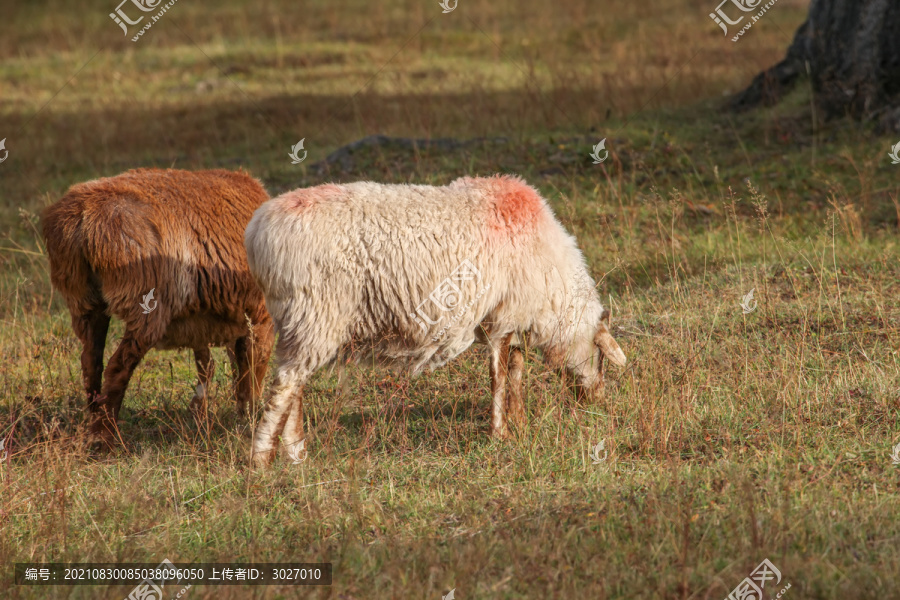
[244, 175, 626, 465]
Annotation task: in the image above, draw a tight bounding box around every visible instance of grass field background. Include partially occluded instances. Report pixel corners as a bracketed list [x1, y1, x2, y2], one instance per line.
[2, 0, 900, 598]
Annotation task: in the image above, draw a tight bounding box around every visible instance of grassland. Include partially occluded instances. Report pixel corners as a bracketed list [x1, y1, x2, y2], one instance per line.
[2, 0, 900, 598]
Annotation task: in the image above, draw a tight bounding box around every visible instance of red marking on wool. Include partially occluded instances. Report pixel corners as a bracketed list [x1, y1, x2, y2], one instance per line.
[279, 184, 343, 212]
[477, 176, 544, 238]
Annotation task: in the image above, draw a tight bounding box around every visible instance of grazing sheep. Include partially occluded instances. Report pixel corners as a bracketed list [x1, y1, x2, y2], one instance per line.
[43, 168, 275, 445]
[245, 175, 626, 466]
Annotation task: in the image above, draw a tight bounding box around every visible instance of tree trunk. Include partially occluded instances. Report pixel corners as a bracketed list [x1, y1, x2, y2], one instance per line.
[731, 0, 900, 132]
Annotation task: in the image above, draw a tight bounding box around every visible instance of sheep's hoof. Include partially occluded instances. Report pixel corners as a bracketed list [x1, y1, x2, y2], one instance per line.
[506, 405, 526, 428]
[87, 428, 118, 453]
[250, 448, 277, 468]
[86, 410, 120, 450]
[235, 399, 253, 419]
[189, 396, 209, 420]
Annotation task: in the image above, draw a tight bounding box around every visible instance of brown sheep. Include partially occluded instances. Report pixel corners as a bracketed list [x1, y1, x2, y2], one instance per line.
[42, 168, 275, 445]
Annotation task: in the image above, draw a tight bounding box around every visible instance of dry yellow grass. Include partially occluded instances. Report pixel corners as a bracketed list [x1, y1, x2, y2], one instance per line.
[4, 1, 900, 598]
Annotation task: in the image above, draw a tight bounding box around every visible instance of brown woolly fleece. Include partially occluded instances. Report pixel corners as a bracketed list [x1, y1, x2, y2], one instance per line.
[42, 168, 275, 444]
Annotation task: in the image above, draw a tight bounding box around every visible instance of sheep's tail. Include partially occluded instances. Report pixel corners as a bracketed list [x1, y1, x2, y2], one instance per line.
[42, 191, 105, 315]
[244, 199, 296, 299]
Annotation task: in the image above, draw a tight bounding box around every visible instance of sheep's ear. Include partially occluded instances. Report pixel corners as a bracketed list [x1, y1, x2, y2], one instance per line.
[594, 310, 626, 367]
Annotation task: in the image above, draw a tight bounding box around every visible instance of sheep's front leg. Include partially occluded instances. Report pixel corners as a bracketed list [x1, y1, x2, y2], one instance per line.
[93, 330, 156, 446]
[189, 346, 214, 419]
[234, 319, 274, 417]
[506, 347, 525, 427]
[489, 333, 513, 438]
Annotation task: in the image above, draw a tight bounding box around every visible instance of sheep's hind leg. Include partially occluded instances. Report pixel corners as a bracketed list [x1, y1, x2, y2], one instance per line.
[489, 333, 513, 438]
[281, 392, 307, 464]
[251, 366, 306, 467]
[72, 307, 110, 411]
